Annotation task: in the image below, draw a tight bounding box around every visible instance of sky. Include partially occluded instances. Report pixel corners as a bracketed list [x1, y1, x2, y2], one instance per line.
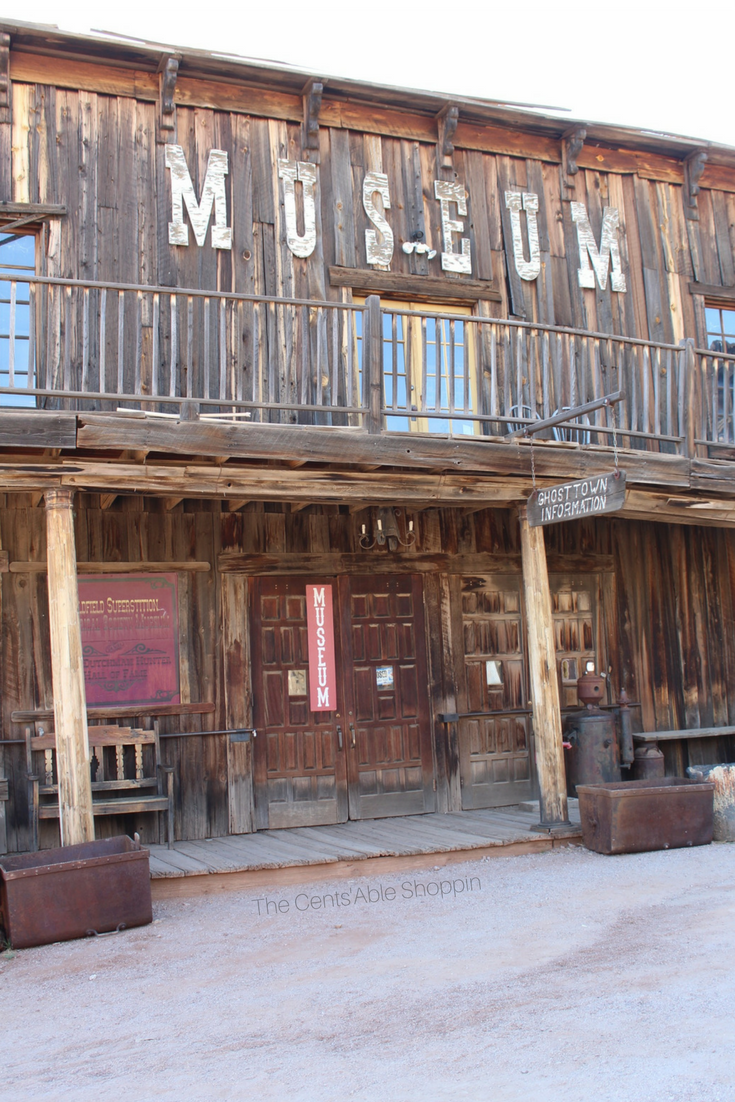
[3, 1, 734, 147]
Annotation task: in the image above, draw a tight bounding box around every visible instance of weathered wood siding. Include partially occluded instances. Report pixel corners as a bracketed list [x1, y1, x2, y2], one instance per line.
[2, 495, 735, 850]
[6, 80, 735, 353]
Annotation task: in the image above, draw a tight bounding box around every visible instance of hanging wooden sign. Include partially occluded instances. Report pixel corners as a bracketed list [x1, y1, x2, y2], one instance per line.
[305, 583, 337, 712]
[78, 573, 180, 705]
[527, 471, 626, 526]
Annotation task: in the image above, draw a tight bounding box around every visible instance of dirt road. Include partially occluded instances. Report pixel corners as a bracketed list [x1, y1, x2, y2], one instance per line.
[3, 842, 733, 1102]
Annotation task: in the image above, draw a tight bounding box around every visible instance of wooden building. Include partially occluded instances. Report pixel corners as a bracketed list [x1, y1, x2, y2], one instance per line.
[1, 19, 735, 853]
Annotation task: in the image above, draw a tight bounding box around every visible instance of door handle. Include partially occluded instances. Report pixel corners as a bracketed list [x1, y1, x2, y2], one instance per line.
[336, 725, 343, 750]
[349, 723, 356, 749]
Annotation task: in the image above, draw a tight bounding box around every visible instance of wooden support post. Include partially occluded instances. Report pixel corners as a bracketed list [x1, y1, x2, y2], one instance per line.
[364, 295, 383, 435]
[44, 489, 94, 845]
[519, 505, 570, 828]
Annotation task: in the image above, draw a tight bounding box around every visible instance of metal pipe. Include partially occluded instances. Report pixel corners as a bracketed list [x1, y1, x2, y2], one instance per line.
[507, 391, 625, 439]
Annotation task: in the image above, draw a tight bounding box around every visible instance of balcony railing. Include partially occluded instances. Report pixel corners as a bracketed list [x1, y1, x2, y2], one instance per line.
[0, 274, 728, 457]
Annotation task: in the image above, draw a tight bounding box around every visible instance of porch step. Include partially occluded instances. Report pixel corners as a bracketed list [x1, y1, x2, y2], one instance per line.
[147, 806, 583, 899]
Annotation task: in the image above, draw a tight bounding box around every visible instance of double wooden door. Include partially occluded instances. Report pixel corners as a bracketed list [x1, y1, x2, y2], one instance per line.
[250, 575, 435, 829]
[454, 573, 601, 809]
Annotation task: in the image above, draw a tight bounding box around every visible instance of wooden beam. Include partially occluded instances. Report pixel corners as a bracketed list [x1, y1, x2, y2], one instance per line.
[218, 550, 615, 576]
[0, 201, 67, 218]
[519, 505, 569, 827]
[76, 414, 693, 488]
[0, 411, 76, 450]
[30, 492, 43, 508]
[688, 282, 735, 302]
[227, 499, 250, 512]
[289, 502, 311, 513]
[0, 458, 532, 505]
[99, 493, 118, 510]
[44, 489, 94, 845]
[162, 497, 184, 511]
[10, 560, 211, 574]
[329, 266, 501, 303]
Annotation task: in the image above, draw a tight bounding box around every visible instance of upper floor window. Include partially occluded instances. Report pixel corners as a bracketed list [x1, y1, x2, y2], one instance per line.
[705, 306, 735, 355]
[357, 298, 479, 435]
[0, 233, 36, 407]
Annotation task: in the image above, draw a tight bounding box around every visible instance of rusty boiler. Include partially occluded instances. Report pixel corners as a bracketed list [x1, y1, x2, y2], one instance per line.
[563, 668, 635, 795]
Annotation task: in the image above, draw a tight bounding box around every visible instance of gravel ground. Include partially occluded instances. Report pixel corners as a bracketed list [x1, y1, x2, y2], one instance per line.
[2, 842, 734, 1102]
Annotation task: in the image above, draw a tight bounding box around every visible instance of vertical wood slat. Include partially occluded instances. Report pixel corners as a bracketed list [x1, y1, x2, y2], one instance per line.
[364, 294, 383, 434]
[489, 324, 498, 422]
[134, 290, 143, 402]
[99, 288, 107, 394]
[186, 296, 194, 400]
[449, 318, 456, 416]
[169, 293, 178, 398]
[81, 288, 90, 394]
[151, 292, 160, 398]
[203, 297, 211, 402]
[116, 290, 125, 396]
[527, 327, 536, 420]
[331, 308, 339, 414]
[542, 331, 551, 420]
[391, 311, 398, 411]
[63, 287, 72, 401]
[28, 284, 37, 393]
[219, 297, 227, 410]
[299, 304, 308, 407]
[7, 280, 16, 386]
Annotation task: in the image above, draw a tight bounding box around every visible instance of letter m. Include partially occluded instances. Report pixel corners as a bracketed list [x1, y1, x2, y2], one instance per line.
[165, 145, 232, 250]
[570, 202, 626, 292]
[317, 687, 330, 708]
[312, 587, 326, 607]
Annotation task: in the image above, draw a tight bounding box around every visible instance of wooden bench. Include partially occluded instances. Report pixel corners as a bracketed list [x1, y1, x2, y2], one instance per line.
[26, 723, 174, 851]
[633, 725, 735, 743]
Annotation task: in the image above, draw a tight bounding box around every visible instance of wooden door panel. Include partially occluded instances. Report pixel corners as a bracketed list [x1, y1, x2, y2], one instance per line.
[550, 576, 600, 709]
[456, 575, 535, 809]
[251, 577, 347, 829]
[341, 575, 435, 819]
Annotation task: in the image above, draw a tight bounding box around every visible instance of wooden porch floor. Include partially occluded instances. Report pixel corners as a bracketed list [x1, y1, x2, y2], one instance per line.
[148, 802, 582, 898]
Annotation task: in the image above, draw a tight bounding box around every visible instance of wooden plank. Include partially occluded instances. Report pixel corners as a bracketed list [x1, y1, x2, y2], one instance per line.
[10, 559, 211, 573]
[149, 838, 572, 896]
[496, 156, 527, 318]
[0, 412, 76, 449]
[222, 573, 254, 834]
[633, 725, 735, 741]
[328, 266, 501, 303]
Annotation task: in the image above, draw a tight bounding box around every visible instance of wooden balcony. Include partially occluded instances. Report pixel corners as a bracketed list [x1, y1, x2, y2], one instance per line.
[1, 273, 734, 465]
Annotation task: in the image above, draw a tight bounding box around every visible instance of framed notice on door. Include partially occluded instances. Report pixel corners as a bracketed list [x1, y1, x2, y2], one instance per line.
[78, 573, 180, 706]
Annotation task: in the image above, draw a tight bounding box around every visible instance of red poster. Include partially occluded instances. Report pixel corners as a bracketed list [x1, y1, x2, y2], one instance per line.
[305, 584, 337, 712]
[78, 573, 180, 707]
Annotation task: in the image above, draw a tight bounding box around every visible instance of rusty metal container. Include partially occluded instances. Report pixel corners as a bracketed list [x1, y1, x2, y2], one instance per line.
[564, 710, 621, 793]
[632, 743, 666, 780]
[576, 777, 714, 855]
[0, 835, 151, 950]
